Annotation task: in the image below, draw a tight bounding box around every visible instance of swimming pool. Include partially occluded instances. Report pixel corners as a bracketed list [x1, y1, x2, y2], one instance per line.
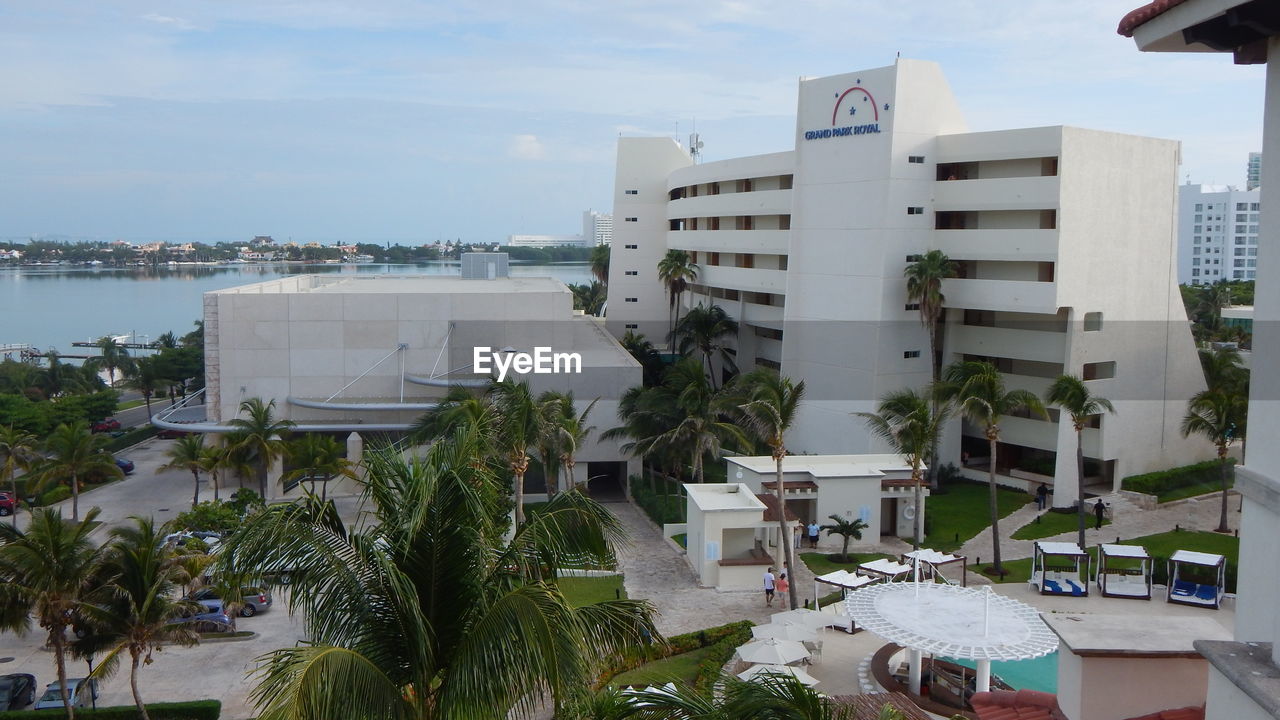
[939, 651, 1059, 694]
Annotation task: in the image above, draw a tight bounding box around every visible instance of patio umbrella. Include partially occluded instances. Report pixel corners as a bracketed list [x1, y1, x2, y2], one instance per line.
[750, 623, 818, 642]
[772, 608, 832, 630]
[737, 663, 820, 687]
[736, 637, 809, 665]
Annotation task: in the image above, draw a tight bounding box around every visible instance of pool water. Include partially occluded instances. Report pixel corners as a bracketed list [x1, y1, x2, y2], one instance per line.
[939, 651, 1059, 693]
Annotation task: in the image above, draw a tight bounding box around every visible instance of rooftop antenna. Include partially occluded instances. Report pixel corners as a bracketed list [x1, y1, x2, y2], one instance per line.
[689, 118, 704, 163]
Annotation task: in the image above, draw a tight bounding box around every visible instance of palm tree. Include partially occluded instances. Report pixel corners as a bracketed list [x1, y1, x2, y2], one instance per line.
[658, 249, 699, 339]
[940, 361, 1045, 576]
[673, 304, 739, 387]
[217, 433, 658, 720]
[88, 336, 132, 388]
[74, 517, 200, 720]
[489, 380, 544, 525]
[1199, 345, 1248, 394]
[0, 425, 37, 526]
[159, 434, 206, 508]
[590, 244, 611, 286]
[155, 331, 179, 349]
[1046, 375, 1116, 548]
[601, 384, 686, 483]
[733, 369, 806, 609]
[619, 673, 856, 719]
[539, 391, 598, 495]
[904, 249, 956, 488]
[819, 514, 869, 563]
[125, 356, 167, 421]
[227, 398, 294, 498]
[0, 508, 105, 720]
[570, 281, 607, 316]
[856, 388, 948, 549]
[38, 421, 123, 521]
[648, 359, 747, 483]
[283, 434, 358, 501]
[1182, 388, 1247, 533]
[1195, 280, 1233, 331]
[621, 331, 666, 387]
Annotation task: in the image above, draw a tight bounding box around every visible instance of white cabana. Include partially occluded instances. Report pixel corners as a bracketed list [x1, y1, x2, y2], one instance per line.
[859, 558, 914, 581]
[736, 637, 810, 665]
[1167, 549, 1226, 609]
[1031, 541, 1091, 597]
[772, 607, 836, 630]
[751, 623, 819, 642]
[844, 582, 1058, 697]
[903, 548, 969, 587]
[813, 569, 877, 604]
[1097, 544, 1153, 599]
[737, 663, 820, 687]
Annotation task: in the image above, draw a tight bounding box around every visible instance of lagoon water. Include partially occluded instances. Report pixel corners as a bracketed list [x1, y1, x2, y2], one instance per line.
[0, 262, 593, 356]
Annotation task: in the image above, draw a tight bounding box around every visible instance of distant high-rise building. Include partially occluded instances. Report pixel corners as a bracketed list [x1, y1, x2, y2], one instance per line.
[1247, 151, 1262, 190]
[1177, 184, 1261, 285]
[583, 210, 613, 246]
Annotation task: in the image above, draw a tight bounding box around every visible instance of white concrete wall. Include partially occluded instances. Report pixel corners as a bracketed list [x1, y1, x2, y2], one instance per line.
[1058, 652, 1210, 720]
[1204, 665, 1276, 720]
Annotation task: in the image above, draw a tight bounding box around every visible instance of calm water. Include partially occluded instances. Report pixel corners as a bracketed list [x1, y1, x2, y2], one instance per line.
[942, 652, 1059, 693]
[0, 262, 593, 356]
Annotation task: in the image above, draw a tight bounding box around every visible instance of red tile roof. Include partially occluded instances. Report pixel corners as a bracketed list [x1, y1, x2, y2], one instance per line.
[756, 493, 800, 522]
[1117, 0, 1189, 36]
[1122, 706, 1205, 720]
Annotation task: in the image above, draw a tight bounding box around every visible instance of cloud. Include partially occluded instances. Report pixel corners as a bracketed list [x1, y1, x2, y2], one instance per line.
[140, 13, 197, 31]
[508, 134, 546, 160]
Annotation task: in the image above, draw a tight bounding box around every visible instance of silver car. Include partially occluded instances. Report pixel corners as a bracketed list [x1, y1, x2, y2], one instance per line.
[188, 586, 274, 617]
[33, 678, 98, 710]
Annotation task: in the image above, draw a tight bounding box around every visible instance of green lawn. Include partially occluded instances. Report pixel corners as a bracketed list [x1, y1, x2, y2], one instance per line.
[557, 575, 626, 607]
[1011, 509, 1110, 540]
[672, 533, 687, 548]
[1158, 480, 1232, 503]
[610, 646, 717, 687]
[799, 551, 893, 577]
[923, 481, 1033, 552]
[994, 529, 1240, 586]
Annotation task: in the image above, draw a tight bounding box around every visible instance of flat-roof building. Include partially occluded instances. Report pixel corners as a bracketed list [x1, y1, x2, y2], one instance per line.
[1177, 183, 1261, 284]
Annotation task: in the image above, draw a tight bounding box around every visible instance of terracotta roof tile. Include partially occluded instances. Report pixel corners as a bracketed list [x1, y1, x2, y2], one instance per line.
[756, 492, 800, 522]
[1118, 0, 1189, 36]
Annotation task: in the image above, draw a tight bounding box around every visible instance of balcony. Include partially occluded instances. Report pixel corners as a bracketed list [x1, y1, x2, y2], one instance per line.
[741, 301, 784, 326]
[933, 176, 1060, 212]
[950, 325, 1066, 364]
[941, 278, 1058, 314]
[699, 265, 787, 294]
[667, 189, 792, 220]
[934, 229, 1058, 262]
[669, 229, 790, 255]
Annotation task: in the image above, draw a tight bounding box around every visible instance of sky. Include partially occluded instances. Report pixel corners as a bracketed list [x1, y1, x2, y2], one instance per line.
[0, 1, 1266, 245]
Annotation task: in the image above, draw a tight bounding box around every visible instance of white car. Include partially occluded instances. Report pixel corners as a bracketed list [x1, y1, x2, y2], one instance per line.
[33, 678, 98, 710]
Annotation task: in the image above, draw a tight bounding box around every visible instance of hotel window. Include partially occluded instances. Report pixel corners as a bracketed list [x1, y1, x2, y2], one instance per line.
[1192, 269, 1201, 277]
[625, 217, 638, 222]
[1248, 271, 1256, 279]
[1193, 258, 1201, 266]
[1249, 248, 1258, 256]
[756, 357, 782, 371]
[1235, 259, 1246, 267]
[1238, 203, 1248, 211]
[1236, 225, 1247, 233]
[1084, 312, 1103, 331]
[1236, 248, 1247, 256]
[1194, 214, 1203, 222]
[1250, 225, 1260, 233]
[624, 270, 638, 276]
[905, 303, 920, 311]
[1082, 361, 1116, 380]
[1193, 237, 1201, 244]
[1193, 225, 1202, 233]
[1234, 271, 1244, 279]
[624, 244, 638, 249]
[624, 297, 638, 303]
[625, 323, 638, 329]
[908, 155, 925, 163]
[907, 206, 924, 215]
[1237, 213, 1248, 221]
[1195, 204, 1203, 211]
[905, 254, 922, 263]
[1248, 259, 1257, 267]
[1252, 203, 1261, 211]
[903, 350, 921, 359]
[625, 190, 638, 195]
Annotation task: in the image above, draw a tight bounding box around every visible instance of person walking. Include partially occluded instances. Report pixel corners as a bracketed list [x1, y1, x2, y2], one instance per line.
[807, 521, 820, 548]
[1094, 499, 1106, 530]
[1036, 484, 1048, 511]
[776, 571, 790, 602]
[763, 567, 777, 607]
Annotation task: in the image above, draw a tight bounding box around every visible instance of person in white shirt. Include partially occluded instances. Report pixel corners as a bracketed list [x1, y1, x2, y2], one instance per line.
[763, 567, 776, 607]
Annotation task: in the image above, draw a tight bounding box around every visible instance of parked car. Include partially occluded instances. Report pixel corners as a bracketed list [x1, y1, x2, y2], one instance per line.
[157, 428, 190, 439]
[0, 491, 14, 517]
[187, 586, 273, 617]
[172, 606, 233, 633]
[91, 418, 120, 433]
[114, 457, 135, 475]
[163, 530, 221, 552]
[0, 674, 36, 711]
[33, 678, 98, 710]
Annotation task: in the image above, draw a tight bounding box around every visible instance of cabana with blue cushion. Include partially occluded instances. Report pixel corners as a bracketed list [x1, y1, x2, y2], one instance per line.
[1097, 543, 1152, 599]
[1166, 549, 1226, 609]
[1031, 541, 1091, 597]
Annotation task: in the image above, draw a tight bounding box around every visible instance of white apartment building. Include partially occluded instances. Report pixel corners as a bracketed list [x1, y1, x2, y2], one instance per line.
[583, 210, 613, 246]
[1177, 184, 1261, 284]
[607, 59, 1209, 506]
[1248, 151, 1262, 191]
[506, 234, 588, 248]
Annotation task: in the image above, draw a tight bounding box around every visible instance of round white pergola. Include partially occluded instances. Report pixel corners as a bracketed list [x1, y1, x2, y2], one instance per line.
[844, 582, 1058, 695]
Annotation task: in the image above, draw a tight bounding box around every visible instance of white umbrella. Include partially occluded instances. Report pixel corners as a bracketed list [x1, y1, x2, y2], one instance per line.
[750, 623, 818, 642]
[737, 663, 820, 687]
[736, 637, 809, 665]
[772, 608, 831, 630]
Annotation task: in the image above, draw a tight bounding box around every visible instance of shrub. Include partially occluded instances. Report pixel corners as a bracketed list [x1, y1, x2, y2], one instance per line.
[629, 475, 686, 526]
[0, 700, 220, 720]
[40, 486, 71, 506]
[104, 425, 159, 452]
[692, 621, 754, 693]
[227, 488, 266, 516]
[595, 619, 752, 689]
[1122, 459, 1235, 497]
[171, 500, 242, 534]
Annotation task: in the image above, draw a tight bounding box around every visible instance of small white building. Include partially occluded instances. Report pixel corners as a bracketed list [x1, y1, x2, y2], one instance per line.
[727, 454, 924, 546]
[683, 482, 797, 591]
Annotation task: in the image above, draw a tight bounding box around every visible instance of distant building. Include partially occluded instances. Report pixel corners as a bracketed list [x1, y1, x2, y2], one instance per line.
[0, 249, 22, 262]
[251, 236, 275, 246]
[1248, 151, 1262, 191]
[583, 210, 613, 246]
[1177, 184, 1260, 284]
[506, 234, 588, 248]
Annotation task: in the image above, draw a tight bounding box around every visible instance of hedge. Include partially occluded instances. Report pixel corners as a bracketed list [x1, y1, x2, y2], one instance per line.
[1121, 459, 1235, 497]
[628, 475, 685, 526]
[40, 486, 71, 506]
[596, 620, 753, 690]
[0, 700, 220, 720]
[105, 425, 159, 452]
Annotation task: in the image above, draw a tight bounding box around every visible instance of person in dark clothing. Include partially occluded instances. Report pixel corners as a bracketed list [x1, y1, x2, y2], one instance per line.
[1094, 499, 1106, 529]
[1036, 484, 1048, 510]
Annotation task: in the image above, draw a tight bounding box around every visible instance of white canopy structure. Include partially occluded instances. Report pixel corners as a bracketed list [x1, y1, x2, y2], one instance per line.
[737, 663, 820, 687]
[903, 548, 969, 587]
[859, 558, 914, 581]
[1097, 544, 1152, 599]
[772, 607, 837, 630]
[736, 637, 810, 665]
[751, 623, 819, 642]
[813, 569, 877, 607]
[844, 582, 1058, 696]
[1031, 541, 1091, 597]
[1167, 550, 1227, 609]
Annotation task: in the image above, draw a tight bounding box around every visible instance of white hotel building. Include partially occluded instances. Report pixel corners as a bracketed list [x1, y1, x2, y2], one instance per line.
[1177, 183, 1261, 284]
[608, 59, 1208, 505]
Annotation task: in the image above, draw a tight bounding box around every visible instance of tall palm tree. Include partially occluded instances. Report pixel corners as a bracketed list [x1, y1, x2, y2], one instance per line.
[673, 304, 739, 387]
[410, 385, 498, 445]
[0, 425, 37, 526]
[570, 281, 607, 316]
[155, 331, 179, 349]
[75, 517, 200, 720]
[734, 369, 806, 609]
[88, 336, 132, 388]
[1195, 280, 1233, 331]
[0, 508, 105, 720]
[283, 434, 358, 501]
[620, 331, 666, 387]
[658, 249, 699, 340]
[1046, 375, 1116, 548]
[489, 380, 544, 525]
[38, 421, 123, 521]
[940, 361, 1045, 576]
[227, 398, 294, 498]
[159, 434, 206, 508]
[1199, 345, 1248, 394]
[125, 356, 167, 421]
[590, 244, 611, 286]
[904, 250, 955, 488]
[601, 384, 686, 483]
[217, 432, 658, 720]
[1182, 388, 1247, 533]
[857, 388, 948, 550]
[538, 391, 598, 495]
[654, 359, 747, 483]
